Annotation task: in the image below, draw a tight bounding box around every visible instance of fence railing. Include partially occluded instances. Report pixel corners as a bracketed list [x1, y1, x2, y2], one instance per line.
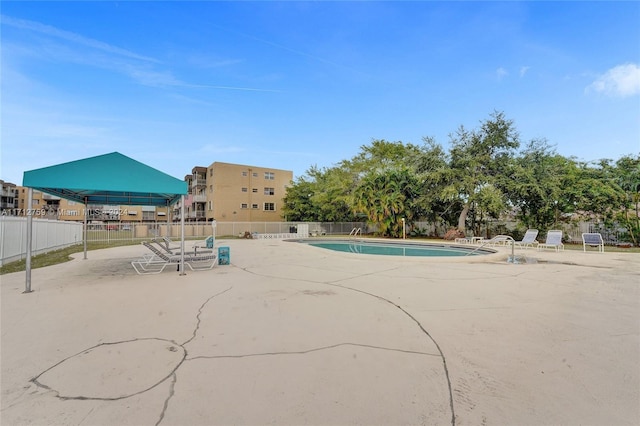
[2, 218, 630, 267]
[0, 217, 83, 266]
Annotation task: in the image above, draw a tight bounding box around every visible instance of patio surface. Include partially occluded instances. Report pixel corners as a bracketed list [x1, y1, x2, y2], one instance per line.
[1, 238, 639, 425]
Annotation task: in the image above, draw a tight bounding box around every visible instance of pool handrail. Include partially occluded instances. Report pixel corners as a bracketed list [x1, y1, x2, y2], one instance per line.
[465, 235, 515, 258]
[349, 227, 361, 238]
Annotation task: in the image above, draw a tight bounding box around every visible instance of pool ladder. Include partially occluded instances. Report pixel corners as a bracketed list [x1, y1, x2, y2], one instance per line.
[465, 235, 515, 260]
[349, 227, 361, 239]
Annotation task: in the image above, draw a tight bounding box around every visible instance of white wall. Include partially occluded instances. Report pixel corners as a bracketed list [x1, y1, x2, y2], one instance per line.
[0, 217, 83, 266]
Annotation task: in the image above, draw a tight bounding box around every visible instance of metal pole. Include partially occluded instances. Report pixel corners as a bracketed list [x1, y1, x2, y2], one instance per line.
[180, 195, 185, 275]
[24, 188, 33, 293]
[83, 197, 88, 259]
[166, 200, 170, 236]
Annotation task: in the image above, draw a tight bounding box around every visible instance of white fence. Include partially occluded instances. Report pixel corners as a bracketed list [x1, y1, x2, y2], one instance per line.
[0, 217, 83, 266]
[0, 217, 626, 267]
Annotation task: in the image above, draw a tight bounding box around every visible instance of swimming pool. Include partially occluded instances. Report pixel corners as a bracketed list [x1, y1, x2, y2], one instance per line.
[297, 239, 494, 257]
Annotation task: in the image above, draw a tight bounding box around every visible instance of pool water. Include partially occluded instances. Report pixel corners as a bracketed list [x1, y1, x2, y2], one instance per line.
[302, 240, 492, 257]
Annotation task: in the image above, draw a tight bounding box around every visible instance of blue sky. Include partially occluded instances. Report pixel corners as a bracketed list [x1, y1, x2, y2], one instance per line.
[2, 1, 639, 185]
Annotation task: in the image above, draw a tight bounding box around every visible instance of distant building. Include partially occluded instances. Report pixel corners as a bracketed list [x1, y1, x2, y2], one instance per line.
[9, 161, 292, 223]
[175, 162, 293, 222]
[12, 187, 169, 222]
[0, 180, 18, 212]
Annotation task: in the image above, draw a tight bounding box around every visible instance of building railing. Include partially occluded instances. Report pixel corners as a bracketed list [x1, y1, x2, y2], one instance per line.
[190, 178, 207, 188]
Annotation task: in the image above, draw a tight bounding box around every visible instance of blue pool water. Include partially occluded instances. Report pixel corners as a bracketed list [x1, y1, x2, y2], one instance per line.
[298, 240, 493, 257]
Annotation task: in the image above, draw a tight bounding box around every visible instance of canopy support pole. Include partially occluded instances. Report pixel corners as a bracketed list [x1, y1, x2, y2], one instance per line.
[24, 188, 33, 294]
[83, 197, 88, 260]
[166, 200, 170, 232]
[212, 220, 217, 248]
[180, 195, 185, 275]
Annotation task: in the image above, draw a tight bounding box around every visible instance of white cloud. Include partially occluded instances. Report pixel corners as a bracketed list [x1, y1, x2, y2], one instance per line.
[0, 14, 159, 63]
[586, 63, 640, 98]
[519, 66, 530, 77]
[496, 67, 509, 80]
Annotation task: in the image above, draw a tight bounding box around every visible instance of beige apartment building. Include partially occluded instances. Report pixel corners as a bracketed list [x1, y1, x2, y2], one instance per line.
[7, 161, 291, 223]
[1, 180, 18, 211]
[13, 187, 169, 222]
[178, 162, 293, 222]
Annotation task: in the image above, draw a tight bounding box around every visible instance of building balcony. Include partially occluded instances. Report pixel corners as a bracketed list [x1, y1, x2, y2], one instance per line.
[187, 211, 206, 219]
[190, 178, 207, 189]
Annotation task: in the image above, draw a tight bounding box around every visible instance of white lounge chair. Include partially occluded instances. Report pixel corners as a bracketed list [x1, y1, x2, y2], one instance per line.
[484, 235, 513, 246]
[582, 233, 604, 252]
[514, 229, 539, 249]
[132, 241, 217, 274]
[538, 230, 564, 252]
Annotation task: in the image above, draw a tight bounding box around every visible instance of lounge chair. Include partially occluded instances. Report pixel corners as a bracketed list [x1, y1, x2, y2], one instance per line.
[537, 230, 564, 252]
[453, 235, 484, 244]
[484, 235, 513, 246]
[454, 236, 472, 244]
[192, 235, 215, 249]
[132, 241, 217, 274]
[160, 236, 181, 251]
[154, 237, 213, 255]
[582, 233, 604, 252]
[514, 229, 539, 249]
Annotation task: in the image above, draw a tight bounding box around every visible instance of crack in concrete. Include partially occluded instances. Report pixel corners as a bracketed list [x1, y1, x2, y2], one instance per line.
[181, 286, 234, 346]
[186, 342, 440, 361]
[30, 337, 187, 401]
[155, 372, 176, 426]
[27, 285, 234, 426]
[240, 264, 457, 426]
[158, 285, 233, 425]
[322, 281, 457, 426]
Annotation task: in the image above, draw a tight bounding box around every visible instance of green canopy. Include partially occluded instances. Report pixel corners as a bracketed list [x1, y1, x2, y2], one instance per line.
[22, 152, 187, 206]
[21, 152, 190, 293]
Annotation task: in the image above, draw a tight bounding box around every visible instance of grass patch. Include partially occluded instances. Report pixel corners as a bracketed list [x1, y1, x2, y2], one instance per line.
[0, 241, 139, 275]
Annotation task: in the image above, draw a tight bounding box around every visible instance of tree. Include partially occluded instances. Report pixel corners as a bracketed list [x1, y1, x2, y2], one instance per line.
[613, 155, 640, 245]
[502, 139, 568, 231]
[352, 168, 420, 237]
[282, 165, 359, 222]
[346, 139, 424, 175]
[281, 175, 321, 221]
[446, 111, 520, 232]
[407, 137, 458, 234]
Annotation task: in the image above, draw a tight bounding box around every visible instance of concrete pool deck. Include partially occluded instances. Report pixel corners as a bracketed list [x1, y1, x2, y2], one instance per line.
[1, 238, 638, 425]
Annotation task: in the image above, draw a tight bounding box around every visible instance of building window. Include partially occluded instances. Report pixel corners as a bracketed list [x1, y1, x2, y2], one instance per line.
[241, 203, 248, 209]
[209, 185, 213, 193]
[264, 187, 275, 195]
[253, 172, 258, 177]
[264, 172, 275, 180]
[252, 188, 258, 193]
[209, 169, 213, 177]
[208, 201, 212, 211]
[242, 171, 248, 177]
[264, 202, 275, 211]
[242, 187, 248, 192]
[252, 203, 259, 209]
